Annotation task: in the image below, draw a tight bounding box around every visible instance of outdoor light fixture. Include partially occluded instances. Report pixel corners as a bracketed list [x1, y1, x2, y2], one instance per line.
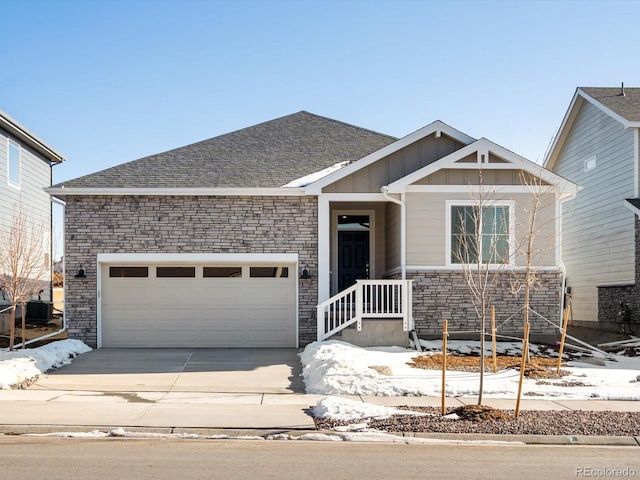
[300, 266, 312, 279]
[75, 267, 87, 278]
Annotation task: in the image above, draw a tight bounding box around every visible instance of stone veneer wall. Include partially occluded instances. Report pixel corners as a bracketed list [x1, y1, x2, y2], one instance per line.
[403, 270, 562, 343]
[64, 195, 318, 347]
[597, 216, 640, 330]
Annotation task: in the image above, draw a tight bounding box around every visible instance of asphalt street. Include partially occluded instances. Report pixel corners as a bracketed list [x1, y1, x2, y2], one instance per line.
[1, 437, 638, 480]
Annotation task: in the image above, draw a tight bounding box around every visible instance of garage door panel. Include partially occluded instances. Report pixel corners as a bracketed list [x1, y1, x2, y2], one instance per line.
[247, 329, 293, 347]
[197, 308, 244, 321]
[247, 307, 293, 323]
[101, 262, 297, 348]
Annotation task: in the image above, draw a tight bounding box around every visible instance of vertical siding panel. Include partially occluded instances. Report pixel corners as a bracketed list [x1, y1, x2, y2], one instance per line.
[552, 101, 635, 323]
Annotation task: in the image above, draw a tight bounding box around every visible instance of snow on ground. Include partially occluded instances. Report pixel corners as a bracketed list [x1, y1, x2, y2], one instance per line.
[0, 339, 92, 389]
[300, 340, 640, 401]
[312, 396, 428, 421]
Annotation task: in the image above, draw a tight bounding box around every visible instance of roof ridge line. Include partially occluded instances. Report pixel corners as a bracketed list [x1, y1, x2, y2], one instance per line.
[298, 110, 398, 141]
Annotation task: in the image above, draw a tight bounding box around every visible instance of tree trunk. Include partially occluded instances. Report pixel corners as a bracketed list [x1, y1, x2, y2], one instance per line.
[21, 302, 26, 349]
[478, 304, 485, 405]
[9, 304, 16, 351]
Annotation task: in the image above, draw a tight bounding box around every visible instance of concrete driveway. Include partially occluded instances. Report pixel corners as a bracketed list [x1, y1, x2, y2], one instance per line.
[30, 348, 306, 394]
[3, 348, 319, 430]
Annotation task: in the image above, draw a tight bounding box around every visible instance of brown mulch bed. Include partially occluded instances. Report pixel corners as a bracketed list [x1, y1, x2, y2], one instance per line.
[407, 354, 568, 379]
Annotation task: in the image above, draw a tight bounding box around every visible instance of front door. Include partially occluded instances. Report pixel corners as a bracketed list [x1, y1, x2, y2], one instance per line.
[337, 229, 370, 291]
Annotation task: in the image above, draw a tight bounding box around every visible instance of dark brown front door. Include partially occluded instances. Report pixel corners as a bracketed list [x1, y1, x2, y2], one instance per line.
[337, 231, 370, 291]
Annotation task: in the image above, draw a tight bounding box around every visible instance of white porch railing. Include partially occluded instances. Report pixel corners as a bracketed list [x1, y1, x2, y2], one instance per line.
[316, 279, 413, 341]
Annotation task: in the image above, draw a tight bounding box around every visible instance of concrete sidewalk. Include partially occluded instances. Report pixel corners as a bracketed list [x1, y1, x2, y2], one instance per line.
[1, 388, 640, 433]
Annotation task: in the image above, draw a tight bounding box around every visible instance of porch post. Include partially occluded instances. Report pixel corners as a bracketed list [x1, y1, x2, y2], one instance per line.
[318, 195, 331, 304]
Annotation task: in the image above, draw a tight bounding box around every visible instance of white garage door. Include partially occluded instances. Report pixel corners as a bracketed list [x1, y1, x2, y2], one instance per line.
[100, 263, 297, 348]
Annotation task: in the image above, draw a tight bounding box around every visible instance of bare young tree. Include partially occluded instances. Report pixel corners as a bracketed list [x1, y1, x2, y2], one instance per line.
[0, 204, 50, 350]
[452, 169, 510, 405]
[509, 170, 558, 349]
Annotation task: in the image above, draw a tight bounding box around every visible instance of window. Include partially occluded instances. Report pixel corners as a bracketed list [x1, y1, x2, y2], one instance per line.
[8, 139, 20, 188]
[584, 156, 597, 172]
[249, 266, 289, 278]
[450, 204, 511, 264]
[203, 266, 242, 278]
[156, 266, 196, 278]
[110, 267, 149, 278]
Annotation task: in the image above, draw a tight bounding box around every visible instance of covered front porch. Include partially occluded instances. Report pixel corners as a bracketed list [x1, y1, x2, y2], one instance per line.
[316, 195, 413, 344]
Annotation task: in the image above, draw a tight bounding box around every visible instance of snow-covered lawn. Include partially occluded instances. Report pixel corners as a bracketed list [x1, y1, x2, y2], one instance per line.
[301, 340, 640, 401]
[0, 339, 91, 389]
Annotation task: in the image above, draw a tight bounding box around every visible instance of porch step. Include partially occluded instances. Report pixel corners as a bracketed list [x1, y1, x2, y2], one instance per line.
[334, 319, 409, 347]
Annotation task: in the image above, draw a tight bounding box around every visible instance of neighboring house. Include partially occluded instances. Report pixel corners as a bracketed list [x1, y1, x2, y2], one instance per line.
[545, 86, 640, 333]
[47, 111, 576, 349]
[0, 110, 65, 306]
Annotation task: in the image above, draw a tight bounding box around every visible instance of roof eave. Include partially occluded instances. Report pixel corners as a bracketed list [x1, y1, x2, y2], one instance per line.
[387, 137, 578, 195]
[0, 110, 65, 164]
[304, 120, 476, 195]
[545, 89, 640, 171]
[45, 186, 306, 198]
[624, 198, 640, 217]
[543, 89, 584, 170]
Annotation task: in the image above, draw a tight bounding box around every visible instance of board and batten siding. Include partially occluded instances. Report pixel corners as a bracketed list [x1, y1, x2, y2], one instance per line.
[552, 100, 635, 323]
[322, 133, 465, 193]
[0, 127, 53, 258]
[405, 192, 558, 268]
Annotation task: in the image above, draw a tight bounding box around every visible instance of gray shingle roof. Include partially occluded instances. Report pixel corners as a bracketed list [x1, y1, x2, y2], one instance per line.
[57, 111, 397, 189]
[580, 87, 640, 123]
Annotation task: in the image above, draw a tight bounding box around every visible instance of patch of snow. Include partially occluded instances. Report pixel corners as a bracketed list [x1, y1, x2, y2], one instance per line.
[0, 339, 92, 389]
[295, 433, 344, 442]
[313, 396, 426, 421]
[205, 434, 265, 440]
[26, 430, 109, 438]
[281, 161, 350, 188]
[300, 340, 640, 401]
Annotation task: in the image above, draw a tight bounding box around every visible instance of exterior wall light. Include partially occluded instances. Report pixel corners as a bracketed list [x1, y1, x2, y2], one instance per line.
[300, 266, 312, 279]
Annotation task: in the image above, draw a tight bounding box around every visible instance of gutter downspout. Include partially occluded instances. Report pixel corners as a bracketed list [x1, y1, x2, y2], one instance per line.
[52, 197, 67, 335]
[7, 197, 70, 351]
[557, 191, 577, 328]
[381, 186, 406, 280]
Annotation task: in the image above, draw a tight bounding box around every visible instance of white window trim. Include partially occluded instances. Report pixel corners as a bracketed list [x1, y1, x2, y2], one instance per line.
[7, 138, 21, 189]
[445, 199, 515, 267]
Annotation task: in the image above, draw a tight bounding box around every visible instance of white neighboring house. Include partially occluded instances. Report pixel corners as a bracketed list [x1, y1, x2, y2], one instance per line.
[545, 86, 640, 333]
[0, 110, 65, 324]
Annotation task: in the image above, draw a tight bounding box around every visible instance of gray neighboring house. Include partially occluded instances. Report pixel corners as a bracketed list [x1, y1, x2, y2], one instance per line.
[545, 86, 640, 333]
[48, 111, 576, 349]
[0, 110, 65, 310]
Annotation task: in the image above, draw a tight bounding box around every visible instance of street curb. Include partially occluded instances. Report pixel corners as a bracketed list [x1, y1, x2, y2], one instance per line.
[402, 432, 640, 446]
[0, 425, 638, 446]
